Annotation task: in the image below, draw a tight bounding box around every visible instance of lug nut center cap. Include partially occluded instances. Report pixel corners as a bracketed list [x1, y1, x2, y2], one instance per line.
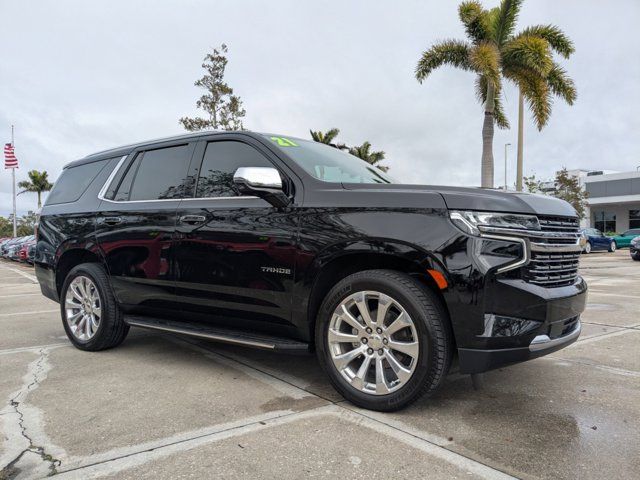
[369, 334, 384, 350]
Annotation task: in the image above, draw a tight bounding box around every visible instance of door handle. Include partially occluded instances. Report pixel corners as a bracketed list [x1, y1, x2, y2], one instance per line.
[179, 215, 206, 225]
[103, 217, 122, 226]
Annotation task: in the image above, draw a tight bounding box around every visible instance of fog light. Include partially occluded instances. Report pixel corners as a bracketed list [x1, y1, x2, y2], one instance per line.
[479, 314, 542, 338]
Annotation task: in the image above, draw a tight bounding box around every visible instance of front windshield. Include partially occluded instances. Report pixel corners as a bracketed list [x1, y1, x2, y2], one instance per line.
[263, 135, 396, 184]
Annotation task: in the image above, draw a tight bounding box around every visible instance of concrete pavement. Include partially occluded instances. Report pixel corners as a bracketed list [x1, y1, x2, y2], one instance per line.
[0, 251, 638, 479]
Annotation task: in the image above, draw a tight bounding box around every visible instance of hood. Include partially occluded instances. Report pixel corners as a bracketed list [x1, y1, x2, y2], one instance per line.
[342, 183, 577, 218]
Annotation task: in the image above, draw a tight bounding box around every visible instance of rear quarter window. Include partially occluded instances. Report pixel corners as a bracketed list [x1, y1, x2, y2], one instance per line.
[46, 159, 110, 205]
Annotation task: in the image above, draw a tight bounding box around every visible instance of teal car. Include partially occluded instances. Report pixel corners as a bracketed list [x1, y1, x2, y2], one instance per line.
[612, 228, 640, 248]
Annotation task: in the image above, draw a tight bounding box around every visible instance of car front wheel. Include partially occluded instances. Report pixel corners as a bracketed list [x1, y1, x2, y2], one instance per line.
[584, 242, 592, 254]
[316, 270, 452, 411]
[60, 263, 129, 351]
[609, 241, 617, 252]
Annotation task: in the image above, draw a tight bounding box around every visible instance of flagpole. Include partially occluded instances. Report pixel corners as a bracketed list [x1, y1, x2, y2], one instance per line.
[11, 125, 17, 237]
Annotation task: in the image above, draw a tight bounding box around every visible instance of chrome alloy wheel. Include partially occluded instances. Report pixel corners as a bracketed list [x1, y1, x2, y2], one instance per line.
[327, 291, 419, 395]
[64, 276, 101, 341]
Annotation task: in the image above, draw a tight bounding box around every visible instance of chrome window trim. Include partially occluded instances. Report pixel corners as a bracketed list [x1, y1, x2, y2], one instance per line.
[480, 233, 529, 274]
[96, 155, 128, 201]
[96, 155, 258, 204]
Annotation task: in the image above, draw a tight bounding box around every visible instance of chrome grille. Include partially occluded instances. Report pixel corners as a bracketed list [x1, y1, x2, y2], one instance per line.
[481, 215, 582, 288]
[525, 216, 581, 287]
[538, 216, 580, 233]
[523, 251, 581, 287]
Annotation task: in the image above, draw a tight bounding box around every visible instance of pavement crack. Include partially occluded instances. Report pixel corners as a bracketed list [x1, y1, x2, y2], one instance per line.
[0, 349, 61, 478]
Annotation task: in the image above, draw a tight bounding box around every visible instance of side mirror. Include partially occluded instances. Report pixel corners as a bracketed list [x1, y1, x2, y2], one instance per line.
[233, 167, 290, 208]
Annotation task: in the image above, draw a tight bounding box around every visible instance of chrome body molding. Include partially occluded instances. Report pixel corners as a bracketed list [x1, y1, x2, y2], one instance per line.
[529, 320, 581, 352]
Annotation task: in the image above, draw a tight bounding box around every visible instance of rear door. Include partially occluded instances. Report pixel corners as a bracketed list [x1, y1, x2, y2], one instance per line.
[173, 135, 300, 334]
[95, 141, 196, 314]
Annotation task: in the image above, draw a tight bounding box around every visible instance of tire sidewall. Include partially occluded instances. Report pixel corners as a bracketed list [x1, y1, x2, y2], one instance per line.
[316, 272, 446, 410]
[584, 242, 592, 254]
[610, 241, 617, 252]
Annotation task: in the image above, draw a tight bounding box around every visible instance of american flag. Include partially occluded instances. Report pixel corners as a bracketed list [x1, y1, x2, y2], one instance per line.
[4, 143, 18, 169]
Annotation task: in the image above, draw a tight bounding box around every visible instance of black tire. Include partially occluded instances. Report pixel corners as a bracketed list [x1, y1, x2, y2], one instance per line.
[609, 241, 617, 253]
[632, 254, 640, 262]
[60, 263, 129, 351]
[583, 241, 592, 254]
[315, 269, 452, 411]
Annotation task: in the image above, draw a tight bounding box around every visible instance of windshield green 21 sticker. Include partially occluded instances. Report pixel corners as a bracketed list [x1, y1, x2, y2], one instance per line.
[270, 136, 298, 147]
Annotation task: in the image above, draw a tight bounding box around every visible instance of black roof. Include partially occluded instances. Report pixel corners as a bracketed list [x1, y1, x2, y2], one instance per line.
[64, 130, 231, 169]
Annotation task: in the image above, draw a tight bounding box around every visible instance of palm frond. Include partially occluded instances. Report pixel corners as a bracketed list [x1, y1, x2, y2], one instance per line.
[468, 42, 501, 88]
[324, 128, 340, 144]
[458, 1, 491, 44]
[516, 24, 575, 58]
[415, 39, 472, 82]
[511, 68, 552, 130]
[475, 75, 510, 129]
[547, 63, 577, 105]
[493, 0, 524, 45]
[502, 35, 553, 77]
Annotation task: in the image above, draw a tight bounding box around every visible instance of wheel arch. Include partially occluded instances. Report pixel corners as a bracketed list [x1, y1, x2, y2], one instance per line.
[55, 242, 107, 297]
[304, 241, 452, 348]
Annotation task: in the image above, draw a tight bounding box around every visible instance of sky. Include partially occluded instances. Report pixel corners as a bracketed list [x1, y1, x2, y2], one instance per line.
[1, 0, 639, 215]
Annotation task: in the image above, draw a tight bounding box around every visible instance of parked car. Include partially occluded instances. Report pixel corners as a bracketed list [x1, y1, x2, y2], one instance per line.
[19, 239, 36, 263]
[27, 242, 36, 264]
[611, 228, 640, 249]
[35, 131, 586, 411]
[2, 237, 24, 258]
[7, 236, 34, 261]
[630, 236, 640, 261]
[579, 228, 616, 253]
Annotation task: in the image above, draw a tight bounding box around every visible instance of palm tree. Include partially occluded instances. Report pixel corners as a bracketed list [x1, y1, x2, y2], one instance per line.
[349, 142, 389, 172]
[310, 128, 348, 149]
[415, 0, 576, 188]
[18, 170, 53, 208]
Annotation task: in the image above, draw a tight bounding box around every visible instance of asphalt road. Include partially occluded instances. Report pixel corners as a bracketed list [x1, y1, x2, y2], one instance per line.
[0, 252, 638, 479]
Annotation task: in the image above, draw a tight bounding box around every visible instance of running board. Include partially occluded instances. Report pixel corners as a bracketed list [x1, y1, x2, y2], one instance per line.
[124, 315, 309, 352]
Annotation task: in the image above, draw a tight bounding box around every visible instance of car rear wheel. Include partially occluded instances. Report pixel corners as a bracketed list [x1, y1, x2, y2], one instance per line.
[316, 270, 452, 411]
[584, 241, 592, 254]
[632, 253, 640, 261]
[60, 263, 129, 351]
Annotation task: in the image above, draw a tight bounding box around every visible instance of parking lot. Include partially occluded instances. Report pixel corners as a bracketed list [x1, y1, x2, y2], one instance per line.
[0, 252, 638, 480]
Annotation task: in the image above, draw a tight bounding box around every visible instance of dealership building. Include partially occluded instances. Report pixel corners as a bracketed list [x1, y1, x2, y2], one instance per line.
[538, 169, 640, 232]
[583, 170, 640, 232]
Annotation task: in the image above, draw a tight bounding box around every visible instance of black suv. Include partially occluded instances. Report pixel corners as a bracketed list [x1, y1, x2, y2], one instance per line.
[35, 132, 586, 411]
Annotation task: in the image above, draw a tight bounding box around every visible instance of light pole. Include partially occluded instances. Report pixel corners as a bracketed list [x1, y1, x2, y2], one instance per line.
[504, 143, 511, 190]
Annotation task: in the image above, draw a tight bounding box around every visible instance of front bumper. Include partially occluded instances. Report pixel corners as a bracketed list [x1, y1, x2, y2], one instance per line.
[457, 277, 587, 374]
[459, 318, 581, 373]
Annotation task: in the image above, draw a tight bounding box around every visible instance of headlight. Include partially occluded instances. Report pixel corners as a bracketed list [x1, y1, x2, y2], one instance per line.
[449, 210, 540, 236]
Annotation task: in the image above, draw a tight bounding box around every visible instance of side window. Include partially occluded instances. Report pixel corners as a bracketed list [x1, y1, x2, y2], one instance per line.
[115, 145, 193, 201]
[46, 159, 110, 205]
[113, 157, 141, 202]
[196, 141, 274, 198]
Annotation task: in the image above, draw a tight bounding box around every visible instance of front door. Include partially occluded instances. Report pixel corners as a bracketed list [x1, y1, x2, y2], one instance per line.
[96, 141, 196, 313]
[173, 137, 300, 335]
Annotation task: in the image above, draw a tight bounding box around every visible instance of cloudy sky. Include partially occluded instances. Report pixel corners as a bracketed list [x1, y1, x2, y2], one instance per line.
[1, 0, 638, 215]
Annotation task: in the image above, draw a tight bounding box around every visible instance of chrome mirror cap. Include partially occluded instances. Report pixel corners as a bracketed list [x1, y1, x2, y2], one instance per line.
[233, 167, 282, 192]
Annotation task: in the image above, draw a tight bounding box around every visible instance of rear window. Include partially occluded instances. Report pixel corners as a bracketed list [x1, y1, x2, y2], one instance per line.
[46, 159, 110, 205]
